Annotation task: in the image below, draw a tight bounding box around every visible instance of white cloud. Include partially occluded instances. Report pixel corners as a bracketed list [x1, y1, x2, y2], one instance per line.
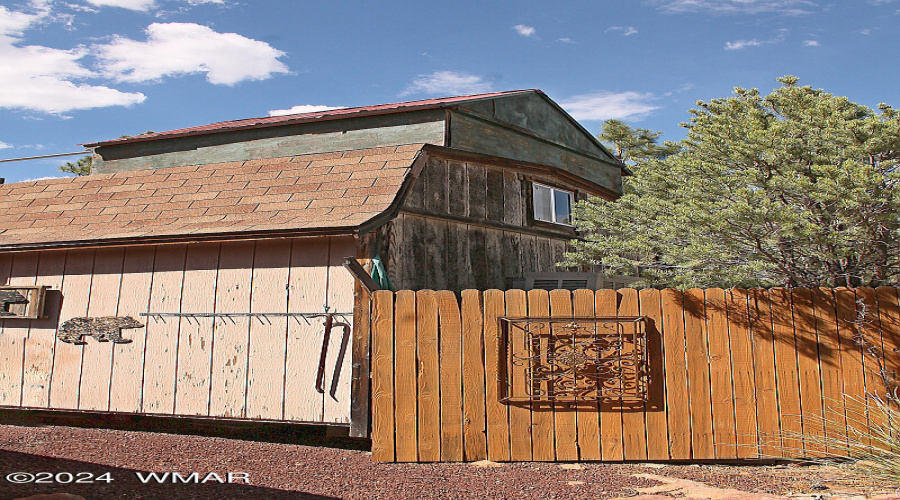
[661, 82, 695, 97]
[655, 0, 816, 15]
[512, 24, 536, 37]
[94, 22, 289, 85]
[560, 91, 660, 121]
[268, 104, 346, 117]
[0, 3, 146, 113]
[803, 39, 820, 46]
[0, 3, 275, 113]
[400, 71, 494, 97]
[86, 0, 156, 11]
[0, 141, 12, 150]
[606, 26, 639, 36]
[22, 175, 65, 182]
[85, 0, 225, 11]
[557, 37, 576, 43]
[0, 5, 46, 36]
[724, 38, 762, 50]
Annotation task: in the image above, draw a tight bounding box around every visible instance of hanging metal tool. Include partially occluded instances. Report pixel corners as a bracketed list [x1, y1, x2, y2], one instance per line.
[315, 313, 351, 394]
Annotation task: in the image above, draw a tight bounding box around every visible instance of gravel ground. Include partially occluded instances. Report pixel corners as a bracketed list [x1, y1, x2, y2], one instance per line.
[0, 423, 895, 500]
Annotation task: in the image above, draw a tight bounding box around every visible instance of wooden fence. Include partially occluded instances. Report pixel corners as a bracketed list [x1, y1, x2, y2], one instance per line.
[369, 287, 900, 462]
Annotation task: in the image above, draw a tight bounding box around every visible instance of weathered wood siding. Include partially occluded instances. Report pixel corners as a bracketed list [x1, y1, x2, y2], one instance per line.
[449, 111, 622, 194]
[386, 156, 576, 291]
[0, 237, 355, 425]
[93, 110, 445, 174]
[388, 214, 567, 291]
[457, 92, 614, 162]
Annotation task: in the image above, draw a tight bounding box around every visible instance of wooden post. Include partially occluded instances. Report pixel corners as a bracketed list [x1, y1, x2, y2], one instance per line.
[349, 281, 372, 438]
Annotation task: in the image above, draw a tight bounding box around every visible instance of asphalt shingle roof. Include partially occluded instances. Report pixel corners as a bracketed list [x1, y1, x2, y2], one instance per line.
[0, 144, 423, 249]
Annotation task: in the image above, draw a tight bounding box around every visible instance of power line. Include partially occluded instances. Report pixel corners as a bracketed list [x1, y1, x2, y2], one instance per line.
[0, 151, 89, 164]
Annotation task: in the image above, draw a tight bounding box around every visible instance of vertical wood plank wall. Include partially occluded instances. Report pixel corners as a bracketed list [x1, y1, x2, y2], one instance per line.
[390, 156, 575, 293]
[0, 237, 355, 424]
[371, 287, 900, 462]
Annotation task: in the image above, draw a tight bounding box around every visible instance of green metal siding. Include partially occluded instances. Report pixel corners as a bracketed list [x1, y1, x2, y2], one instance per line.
[93, 110, 446, 174]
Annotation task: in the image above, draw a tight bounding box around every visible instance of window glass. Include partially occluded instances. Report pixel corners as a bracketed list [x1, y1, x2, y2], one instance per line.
[554, 189, 573, 225]
[532, 182, 574, 225]
[532, 183, 553, 222]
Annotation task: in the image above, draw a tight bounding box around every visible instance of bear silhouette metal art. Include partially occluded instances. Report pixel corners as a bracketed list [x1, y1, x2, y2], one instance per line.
[58, 316, 144, 345]
[0, 290, 27, 316]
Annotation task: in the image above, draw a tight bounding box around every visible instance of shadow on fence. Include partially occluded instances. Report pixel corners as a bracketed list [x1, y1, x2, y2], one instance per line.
[367, 287, 900, 463]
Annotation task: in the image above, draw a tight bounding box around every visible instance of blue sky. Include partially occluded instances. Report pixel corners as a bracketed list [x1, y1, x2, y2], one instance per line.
[0, 0, 897, 182]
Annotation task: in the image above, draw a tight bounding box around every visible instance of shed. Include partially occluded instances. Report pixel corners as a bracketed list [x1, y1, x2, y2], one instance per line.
[0, 90, 626, 436]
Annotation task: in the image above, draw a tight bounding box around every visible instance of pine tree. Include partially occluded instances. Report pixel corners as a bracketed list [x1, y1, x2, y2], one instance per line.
[566, 76, 900, 288]
[59, 155, 92, 176]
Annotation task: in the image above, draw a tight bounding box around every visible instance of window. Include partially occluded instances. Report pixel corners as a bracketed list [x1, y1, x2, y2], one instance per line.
[532, 182, 574, 225]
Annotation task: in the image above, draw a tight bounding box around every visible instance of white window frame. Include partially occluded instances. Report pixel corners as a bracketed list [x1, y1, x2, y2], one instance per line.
[531, 182, 574, 226]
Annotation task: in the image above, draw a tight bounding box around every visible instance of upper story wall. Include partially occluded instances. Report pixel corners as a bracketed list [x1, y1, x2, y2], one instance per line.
[449, 92, 622, 194]
[89, 91, 625, 197]
[448, 110, 622, 195]
[92, 110, 446, 174]
[372, 152, 596, 291]
[400, 150, 608, 235]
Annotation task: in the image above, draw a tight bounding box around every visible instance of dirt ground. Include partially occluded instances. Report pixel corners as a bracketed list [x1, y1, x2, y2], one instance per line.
[0, 423, 897, 500]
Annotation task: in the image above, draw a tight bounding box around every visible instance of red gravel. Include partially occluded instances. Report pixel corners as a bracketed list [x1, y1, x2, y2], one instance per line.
[0, 423, 890, 500]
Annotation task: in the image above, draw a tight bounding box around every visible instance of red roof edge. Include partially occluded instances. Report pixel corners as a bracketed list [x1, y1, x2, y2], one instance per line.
[83, 89, 542, 148]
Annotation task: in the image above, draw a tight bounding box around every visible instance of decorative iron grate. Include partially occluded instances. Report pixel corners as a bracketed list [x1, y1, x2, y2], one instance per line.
[498, 316, 649, 403]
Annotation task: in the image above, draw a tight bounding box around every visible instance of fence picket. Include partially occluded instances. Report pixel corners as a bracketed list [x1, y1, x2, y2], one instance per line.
[812, 287, 847, 455]
[705, 288, 737, 459]
[856, 288, 886, 432]
[371, 291, 395, 462]
[684, 288, 714, 459]
[618, 288, 648, 461]
[787, 288, 823, 457]
[661, 289, 690, 460]
[393, 290, 418, 462]
[549, 289, 579, 461]
[833, 288, 870, 446]
[596, 289, 624, 461]
[639, 288, 669, 461]
[875, 288, 900, 404]
[749, 289, 783, 457]
[726, 289, 759, 459]
[461, 290, 487, 461]
[416, 290, 441, 462]
[504, 289, 531, 461]
[573, 289, 601, 461]
[437, 291, 463, 461]
[527, 289, 555, 461]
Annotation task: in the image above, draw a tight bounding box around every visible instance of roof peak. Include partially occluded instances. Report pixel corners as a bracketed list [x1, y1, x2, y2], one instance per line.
[84, 89, 542, 148]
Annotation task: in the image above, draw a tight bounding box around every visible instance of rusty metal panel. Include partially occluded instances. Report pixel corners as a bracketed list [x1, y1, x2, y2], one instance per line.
[497, 316, 650, 403]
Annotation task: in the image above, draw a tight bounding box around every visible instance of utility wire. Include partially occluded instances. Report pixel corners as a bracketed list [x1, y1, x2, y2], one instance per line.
[0, 151, 89, 164]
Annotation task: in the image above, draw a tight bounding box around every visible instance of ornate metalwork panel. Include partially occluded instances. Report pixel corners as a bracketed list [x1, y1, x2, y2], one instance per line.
[498, 316, 649, 403]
